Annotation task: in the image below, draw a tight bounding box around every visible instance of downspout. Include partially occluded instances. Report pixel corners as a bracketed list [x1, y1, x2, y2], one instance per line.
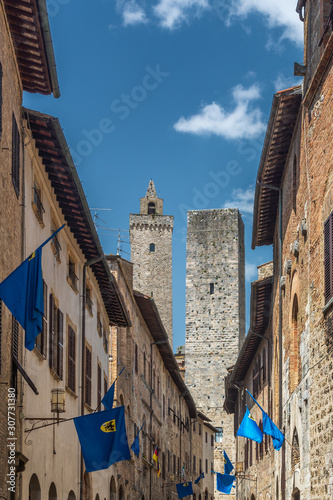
[80, 254, 104, 500]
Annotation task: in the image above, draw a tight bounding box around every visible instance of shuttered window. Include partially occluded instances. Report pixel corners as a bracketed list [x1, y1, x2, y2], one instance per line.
[324, 212, 333, 303]
[67, 326, 76, 392]
[0, 62, 2, 141]
[97, 363, 102, 406]
[36, 281, 47, 357]
[12, 114, 20, 197]
[85, 345, 92, 407]
[48, 294, 63, 379]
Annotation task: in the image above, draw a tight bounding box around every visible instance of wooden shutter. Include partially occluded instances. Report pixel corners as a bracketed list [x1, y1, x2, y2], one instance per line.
[11, 113, 20, 197]
[85, 346, 92, 406]
[57, 310, 63, 379]
[49, 294, 55, 368]
[324, 212, 333, 303]
[68, 326, 76, 392]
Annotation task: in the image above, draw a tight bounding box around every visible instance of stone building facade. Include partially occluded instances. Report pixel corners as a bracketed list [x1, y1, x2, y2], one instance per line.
[225, 263, 274, 499]
[20, 110, 129, 500]
[244, 1, 333, 498]
[0, 2, 59, 498]
[129, 180, 174, 345]
[185, 208, 246, 498]
[107, 255, 216, 499]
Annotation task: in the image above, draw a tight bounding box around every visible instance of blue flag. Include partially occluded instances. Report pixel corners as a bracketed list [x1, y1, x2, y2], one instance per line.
[216, 473, 236, 494]
[236, 406, 263, 443]
[262, 411, 285, 451]
[101, 380, 115, 410]
[195, 472, 204, 484]
[74, 406, 131, 473]
[224, 450, 234, 474]
[176, 482, 193, 499]
[0, 225, 64, 351]
[130, 433, 140, 457]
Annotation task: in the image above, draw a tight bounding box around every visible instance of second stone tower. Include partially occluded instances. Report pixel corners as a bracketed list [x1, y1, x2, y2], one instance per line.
[129, 180, 174, 345]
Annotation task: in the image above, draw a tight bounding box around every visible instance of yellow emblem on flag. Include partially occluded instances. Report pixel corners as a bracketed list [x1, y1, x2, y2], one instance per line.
[29, 251, 36, 261]
[100, 419, 116, 433]
[183, 483, 189, 487]
[248, 412, 255, 421]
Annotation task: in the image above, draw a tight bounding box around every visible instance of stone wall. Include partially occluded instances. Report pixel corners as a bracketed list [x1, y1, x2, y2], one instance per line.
[185, 208, 245, 499]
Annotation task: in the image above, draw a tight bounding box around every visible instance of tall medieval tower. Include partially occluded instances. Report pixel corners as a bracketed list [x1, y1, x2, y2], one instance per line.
[185, 209, 245, 498]
[129, 180, 174, 345]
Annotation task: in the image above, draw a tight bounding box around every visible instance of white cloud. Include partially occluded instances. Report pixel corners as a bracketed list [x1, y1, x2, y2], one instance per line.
[117, 0, 148, 26]
[223, 185, 255, 214]
[153, 0, 210, 29]
[222, 0, 303, 46]
[245, 261, 257, 282]
[173, 84, 265, 140]
[273, 73, 302, 92]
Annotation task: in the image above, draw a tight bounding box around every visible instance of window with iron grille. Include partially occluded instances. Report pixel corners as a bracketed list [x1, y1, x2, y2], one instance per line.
[68, 255, 78, 291]
[85, 345, 92, 407]
[97, 363, 102, 406]
[49, 294, 63, 379]
[86, 285, 93, 314]
[324, 212, 333, 304]
[51, 221, 62, 261]
[12, 316, 19, 359]
[0, 62, 2, 141]
[12, 114, 20, 197]
[67, 325, 76, 392]
[36, 281, 47, 357]
[32, 181, 45, 223]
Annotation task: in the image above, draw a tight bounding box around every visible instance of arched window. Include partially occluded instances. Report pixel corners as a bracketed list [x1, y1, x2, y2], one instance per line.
[205, 489, 208, 500]
[148, 202, 156, 214]
[83, 472, 92, 500]
[119, 393, 125, 406]
[95, 495, 100, 500]
[119, 485, 124, 500]
[67, 491, 76, 500]
[110, 476, 116, 500]
[292, 489, 300, 500]
[149, 243, 155, 252]
[29, 474, 41, 500]
[49, 483, 57, 500]
[291, 428, 300, 470]
[290, 294, 299, 392]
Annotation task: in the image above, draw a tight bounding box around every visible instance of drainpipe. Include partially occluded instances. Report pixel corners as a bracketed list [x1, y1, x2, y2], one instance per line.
[80, 254, 104, 500]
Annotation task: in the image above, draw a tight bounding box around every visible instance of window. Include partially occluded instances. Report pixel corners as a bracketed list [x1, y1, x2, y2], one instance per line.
[67, 325, 76, 392]
[324, 212, 333, 303]
[67, 255, 78, 291]
[210, 283, 214, 294]
[0, 300, 2, 374]
[35, 280, 47, 357]
[253, 360, 260, 396]
[51, 221, 62, 261]
[162, 452, 166, 480]
[211, 434, 214, 446]
[205, 431, 207, 443]
[135, 343, 138, 373]
[163, 394, 165, 419]
[290, 295, 299, 392]
[102, 323, 108, 353]
[32, 180, 45, 223]
[149, 243, 155, 252]
[199, 423, 202, 436]
[104, 373, 107, 397]
[215, 427, 223, 443]
[86, 285, 93, 314]
[143, 352, 146, 379]
[97, 363, 102, 407]
[12, 113, 20, 197]
[97, 310, 103, 337]
[199, 459, 202, 474]
[0, 62, 2, 140]
[205, 459, 208, 473]
[148, 202, 156, 214]
[49, 295, 63, 379]
[244, 441, 248, 470]
[249, 440, 253, 467]
[85, 344, 92, 407]
[173, 454, 176, 474]
[291, 428, 300, 470]
[193, 455, 196, 473]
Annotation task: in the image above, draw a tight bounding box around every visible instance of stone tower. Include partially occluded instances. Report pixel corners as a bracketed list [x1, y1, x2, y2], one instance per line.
[185, 209, 245, 498]
[129, 180, 174, 345]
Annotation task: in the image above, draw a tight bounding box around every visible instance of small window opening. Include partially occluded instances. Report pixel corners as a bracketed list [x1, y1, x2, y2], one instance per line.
[149, 243, 155, 252]
[148, 202, 156, 214]
[210, 283, 214, 294]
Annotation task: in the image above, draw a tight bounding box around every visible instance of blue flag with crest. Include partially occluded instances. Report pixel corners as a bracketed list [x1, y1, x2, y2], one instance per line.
[176, 482, 193, 498]
[236, 406, 263, 443]
[195, 472, 204, 484]
[223, 450, 234, 474]
[74, 406, 131, 472]
[216, 473, 236, 494]
[0, 225, 64, 351]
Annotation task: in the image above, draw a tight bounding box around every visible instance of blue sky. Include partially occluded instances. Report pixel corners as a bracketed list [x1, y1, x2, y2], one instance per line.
[24, 0, 304, 349]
